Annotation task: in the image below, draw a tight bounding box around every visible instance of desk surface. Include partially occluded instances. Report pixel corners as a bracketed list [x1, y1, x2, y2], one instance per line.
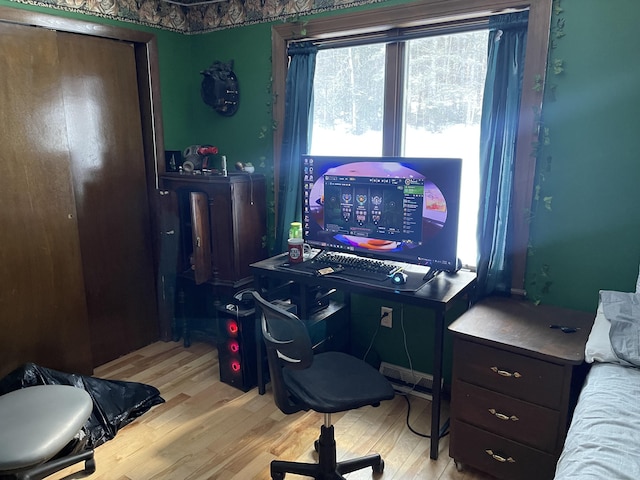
[251, 252, 476, 311]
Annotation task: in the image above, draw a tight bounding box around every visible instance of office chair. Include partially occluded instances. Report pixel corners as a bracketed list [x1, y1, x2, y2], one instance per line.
[0, 385, 95, 480]
[252, 291, 395, 480]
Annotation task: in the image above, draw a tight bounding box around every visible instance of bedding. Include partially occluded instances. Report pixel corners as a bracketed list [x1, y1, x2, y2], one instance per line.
[554, 363, 640, 480]
[585, 291, 640, 366]
[555, 285, 640, 479]
[601, 290, 640, 367]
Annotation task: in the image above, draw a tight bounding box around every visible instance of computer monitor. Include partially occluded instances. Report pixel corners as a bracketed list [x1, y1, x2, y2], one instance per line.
[301, 155, 462, 272]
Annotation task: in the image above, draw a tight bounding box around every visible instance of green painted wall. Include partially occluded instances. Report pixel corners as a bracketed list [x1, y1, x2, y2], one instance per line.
[187, 23, 274, 175]
[525, 0, 640, 312]
[4, 0, 640, 377]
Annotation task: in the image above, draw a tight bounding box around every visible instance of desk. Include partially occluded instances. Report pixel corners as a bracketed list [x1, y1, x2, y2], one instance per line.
[251, 253, 476, 460]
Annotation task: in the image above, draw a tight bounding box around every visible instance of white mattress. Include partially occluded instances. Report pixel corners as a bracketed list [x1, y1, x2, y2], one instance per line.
[554, 362, 640, 479]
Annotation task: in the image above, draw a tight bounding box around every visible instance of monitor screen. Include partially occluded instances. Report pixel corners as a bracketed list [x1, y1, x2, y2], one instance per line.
[301, 155, 462, 272]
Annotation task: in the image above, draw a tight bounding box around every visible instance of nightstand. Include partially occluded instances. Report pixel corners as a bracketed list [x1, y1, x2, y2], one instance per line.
[448, 296, 594, 480]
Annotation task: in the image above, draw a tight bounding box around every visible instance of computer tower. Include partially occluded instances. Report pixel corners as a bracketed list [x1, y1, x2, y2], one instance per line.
[216, 304, 257, 392]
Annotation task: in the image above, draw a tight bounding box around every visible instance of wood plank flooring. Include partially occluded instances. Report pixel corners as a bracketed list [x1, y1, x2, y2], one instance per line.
[48, 341, 493, 480]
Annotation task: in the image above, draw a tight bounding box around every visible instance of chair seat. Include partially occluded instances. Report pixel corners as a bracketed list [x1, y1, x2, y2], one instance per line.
[284, 351, 395, 413]
[0, 385, 93, 471]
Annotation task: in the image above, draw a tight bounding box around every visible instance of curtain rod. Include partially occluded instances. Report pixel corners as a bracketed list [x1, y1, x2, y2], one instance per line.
[290, 17, 491, 51]
[289, 6, 529, 52]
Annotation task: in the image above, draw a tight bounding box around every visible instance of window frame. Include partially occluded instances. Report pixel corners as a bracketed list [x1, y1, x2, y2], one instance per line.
[272, 0, 552, 294]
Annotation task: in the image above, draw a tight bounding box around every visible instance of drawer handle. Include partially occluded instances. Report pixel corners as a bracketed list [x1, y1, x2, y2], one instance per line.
[490, 366, 522, 378]
[485, 449, 516, 463]
[488, 408, 519, 422]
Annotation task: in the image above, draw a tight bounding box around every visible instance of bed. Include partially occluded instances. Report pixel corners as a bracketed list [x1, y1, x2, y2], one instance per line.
[554, 284, 640, 480]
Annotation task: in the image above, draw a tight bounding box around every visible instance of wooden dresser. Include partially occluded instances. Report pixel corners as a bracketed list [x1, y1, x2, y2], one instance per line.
[448, 296, 594, 480]
[158, 172, 267, 345]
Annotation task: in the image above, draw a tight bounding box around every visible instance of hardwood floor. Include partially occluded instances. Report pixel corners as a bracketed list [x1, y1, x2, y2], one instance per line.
[49, 341, 494, 480]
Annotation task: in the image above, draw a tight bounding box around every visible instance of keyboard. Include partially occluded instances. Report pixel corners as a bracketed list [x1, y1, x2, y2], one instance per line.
[305, 250, 397, 281]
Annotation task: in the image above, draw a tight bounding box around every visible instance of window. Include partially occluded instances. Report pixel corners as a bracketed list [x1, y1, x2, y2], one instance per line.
[272, 0, 552, 292]
[310, 44, 386, 156]
[309, 30, 489, 267]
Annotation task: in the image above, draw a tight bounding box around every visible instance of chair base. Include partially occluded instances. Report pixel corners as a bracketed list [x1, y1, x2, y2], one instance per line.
[270, 424, 384, 480]
[1, 449, 95, 480]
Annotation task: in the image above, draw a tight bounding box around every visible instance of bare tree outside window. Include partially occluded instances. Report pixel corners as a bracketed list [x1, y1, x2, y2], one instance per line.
[310, 29, 488, 267]
[310, 43, 385, 155]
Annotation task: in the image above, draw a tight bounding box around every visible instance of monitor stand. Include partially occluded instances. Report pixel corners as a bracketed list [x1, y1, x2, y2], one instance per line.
[423, 269, 441, 282]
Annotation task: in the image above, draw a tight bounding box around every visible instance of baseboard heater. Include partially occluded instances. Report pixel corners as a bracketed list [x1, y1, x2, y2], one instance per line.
[379, 362, 442, 401]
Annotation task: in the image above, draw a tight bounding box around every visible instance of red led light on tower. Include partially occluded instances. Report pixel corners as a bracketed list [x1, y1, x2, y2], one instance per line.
[230, 360, 241, 372]
[227, 319, 239, 336]
[228, 340, 240, 353]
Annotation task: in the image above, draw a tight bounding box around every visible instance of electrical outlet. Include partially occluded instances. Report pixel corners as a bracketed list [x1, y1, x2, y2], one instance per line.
[381, 307, 393, 328]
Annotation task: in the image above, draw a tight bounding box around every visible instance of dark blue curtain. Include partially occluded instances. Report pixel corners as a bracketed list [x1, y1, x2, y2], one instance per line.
[476, 11, 529, 298]
[275, 42, 318, 254]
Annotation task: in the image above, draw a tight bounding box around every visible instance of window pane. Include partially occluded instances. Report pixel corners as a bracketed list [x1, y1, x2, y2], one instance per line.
[309, 44, 385, 156]
[403, 31, 488, 267]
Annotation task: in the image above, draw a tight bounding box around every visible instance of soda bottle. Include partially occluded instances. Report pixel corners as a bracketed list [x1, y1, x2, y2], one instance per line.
[289, 222, 302, 239]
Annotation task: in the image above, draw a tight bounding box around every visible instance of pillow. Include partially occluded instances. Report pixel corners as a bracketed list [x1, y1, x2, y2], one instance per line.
[584, 300, 619, 364]
[601, 290, 640, 367]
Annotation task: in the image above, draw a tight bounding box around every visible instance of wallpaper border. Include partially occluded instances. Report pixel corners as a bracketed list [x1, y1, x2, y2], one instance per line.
[9, 0, 386, 34]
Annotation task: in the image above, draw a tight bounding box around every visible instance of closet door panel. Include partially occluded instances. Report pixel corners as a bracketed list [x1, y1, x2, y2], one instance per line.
[0, 22, 93, 377]
[57, 32, 159, 366]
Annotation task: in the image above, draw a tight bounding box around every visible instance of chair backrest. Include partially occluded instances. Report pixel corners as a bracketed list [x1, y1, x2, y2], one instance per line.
[252, 291, 313, 414]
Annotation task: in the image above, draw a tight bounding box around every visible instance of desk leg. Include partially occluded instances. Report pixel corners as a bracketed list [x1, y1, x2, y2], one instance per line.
[430, 309, 445, 460]
[256, 312, 265, 395]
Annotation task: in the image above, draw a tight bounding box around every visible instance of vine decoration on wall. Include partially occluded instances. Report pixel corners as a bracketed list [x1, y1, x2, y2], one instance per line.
[527, 0, 565, 305]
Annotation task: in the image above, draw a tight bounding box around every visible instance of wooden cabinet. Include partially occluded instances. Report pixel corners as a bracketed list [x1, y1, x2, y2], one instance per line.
[448, 296, 594, 480]
[159, 173, 268, 343]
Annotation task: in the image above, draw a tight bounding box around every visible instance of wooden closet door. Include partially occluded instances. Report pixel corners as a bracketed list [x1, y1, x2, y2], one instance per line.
[0, 22, 93, 377]
[57, 32, 159, 367]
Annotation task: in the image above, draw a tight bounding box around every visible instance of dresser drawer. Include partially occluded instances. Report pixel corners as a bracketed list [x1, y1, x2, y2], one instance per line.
[454, 339, 565, 409]
[452, 380, 560, 453]
[450, 420, 557, 480]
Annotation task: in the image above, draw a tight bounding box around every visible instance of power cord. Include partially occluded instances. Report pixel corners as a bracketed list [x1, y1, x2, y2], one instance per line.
[364, 308, 450, 439]
[397, 305, 451, 439]
[362, 312, 384, 363]
[395, 392, 449, 439]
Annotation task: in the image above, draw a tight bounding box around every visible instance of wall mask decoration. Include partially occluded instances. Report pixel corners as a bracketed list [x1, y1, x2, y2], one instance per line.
[201, 60, 239, 116]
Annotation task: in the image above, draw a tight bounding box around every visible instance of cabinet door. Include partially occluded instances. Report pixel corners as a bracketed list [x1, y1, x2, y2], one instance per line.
[190, 192, 213, 285]
[229, 179, 268, 281]
[0, 22, 93, 377]
[157, 189, 180, 340]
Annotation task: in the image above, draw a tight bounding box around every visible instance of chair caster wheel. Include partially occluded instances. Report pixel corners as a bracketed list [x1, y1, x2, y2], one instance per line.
[85, 457, 97, 474]
[272, 472, 285, 480]
[373, 458, 384, 473]
[314, 439, 319, 452]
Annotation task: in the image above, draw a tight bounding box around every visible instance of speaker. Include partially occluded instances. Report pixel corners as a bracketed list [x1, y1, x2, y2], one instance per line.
[216, 304, 257, 392]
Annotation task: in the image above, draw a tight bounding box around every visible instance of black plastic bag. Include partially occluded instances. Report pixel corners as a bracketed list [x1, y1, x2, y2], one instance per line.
[0, 363, 165, 450]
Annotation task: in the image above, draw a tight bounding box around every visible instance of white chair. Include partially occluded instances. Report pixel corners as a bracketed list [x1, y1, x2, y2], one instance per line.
[0, 385, 95, 479]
